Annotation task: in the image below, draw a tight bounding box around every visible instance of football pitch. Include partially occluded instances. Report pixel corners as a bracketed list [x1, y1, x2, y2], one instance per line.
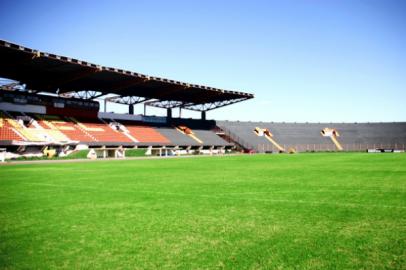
[0, 153, 405, 269]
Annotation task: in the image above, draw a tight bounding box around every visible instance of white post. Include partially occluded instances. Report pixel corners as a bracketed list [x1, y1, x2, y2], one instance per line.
[0, 148, 5, 162]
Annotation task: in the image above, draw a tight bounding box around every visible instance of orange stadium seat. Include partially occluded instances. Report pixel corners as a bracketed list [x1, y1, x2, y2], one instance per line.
[35, 115, 95, 142]
[125, 125, 170, 143]
[0, 113, 25, 141]
[70, 117, 134, 143]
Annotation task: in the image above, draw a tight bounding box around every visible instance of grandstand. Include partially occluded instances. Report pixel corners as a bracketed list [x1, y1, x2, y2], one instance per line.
[218, 121, 406, 153]
[0, 39, 405, 159]
[0, 40, 247, 158]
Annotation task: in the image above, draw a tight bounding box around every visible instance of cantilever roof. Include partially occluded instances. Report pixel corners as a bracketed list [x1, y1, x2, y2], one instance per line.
[0, 40, 253, 110]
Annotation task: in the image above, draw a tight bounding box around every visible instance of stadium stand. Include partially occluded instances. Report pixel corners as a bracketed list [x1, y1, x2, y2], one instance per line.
[0, 39, 405, 159]
[107, 120, 170, 144]
[1, 104, 232, 148]
[321, 128, 343, 151]
[2, 99, 406, 156]
[35, 114, 94, 142]
[1, 111, 71, 143]
[69, 117, 135, 143]
[123, 125, 168, 144]
[0, 112, 24, 141]
[253, 127, 286, 152]
[217, 121, 406, 152]
[192, 129, 230, 146]
[176, 126, 203, 144]
[155, 127, 200, 146]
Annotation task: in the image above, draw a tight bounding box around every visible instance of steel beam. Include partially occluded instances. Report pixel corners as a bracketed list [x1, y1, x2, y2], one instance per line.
[144, 100, 191, 109]
[105, 95, 152, 105]
[60, 90, 104, 100]
[182, 97, 250, 112]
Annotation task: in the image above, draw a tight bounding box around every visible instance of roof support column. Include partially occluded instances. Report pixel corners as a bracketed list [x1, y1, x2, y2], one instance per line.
[167, 108, 172, 119]
[201, 111, 206, 121]
[129, 104, 134, 115]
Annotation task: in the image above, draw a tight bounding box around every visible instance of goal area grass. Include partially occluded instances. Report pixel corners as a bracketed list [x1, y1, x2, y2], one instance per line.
[0, 153, 405, 269]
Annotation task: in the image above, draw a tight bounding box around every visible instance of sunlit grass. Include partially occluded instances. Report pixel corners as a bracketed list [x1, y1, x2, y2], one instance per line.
[0, 153, 405, 269]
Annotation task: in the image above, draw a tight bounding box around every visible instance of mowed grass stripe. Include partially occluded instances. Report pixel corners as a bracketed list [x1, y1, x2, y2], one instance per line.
[6, 181, 405, 211]
[0, 153, 405, 269]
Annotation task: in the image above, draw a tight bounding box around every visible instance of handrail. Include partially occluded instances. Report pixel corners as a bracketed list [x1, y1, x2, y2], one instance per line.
[217, 126, 254, 150]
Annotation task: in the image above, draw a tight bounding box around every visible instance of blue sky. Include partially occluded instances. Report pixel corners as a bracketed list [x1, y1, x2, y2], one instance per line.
[0, 0, 405, 122]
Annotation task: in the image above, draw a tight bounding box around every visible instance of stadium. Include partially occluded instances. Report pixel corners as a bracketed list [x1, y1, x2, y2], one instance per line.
[0, 38, 405, 269]
[0, 8, 406, 266]
[1, 40, 405, 159]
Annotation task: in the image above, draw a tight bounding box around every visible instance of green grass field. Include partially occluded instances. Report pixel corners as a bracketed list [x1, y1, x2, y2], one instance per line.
[0, 153, 405, 269]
